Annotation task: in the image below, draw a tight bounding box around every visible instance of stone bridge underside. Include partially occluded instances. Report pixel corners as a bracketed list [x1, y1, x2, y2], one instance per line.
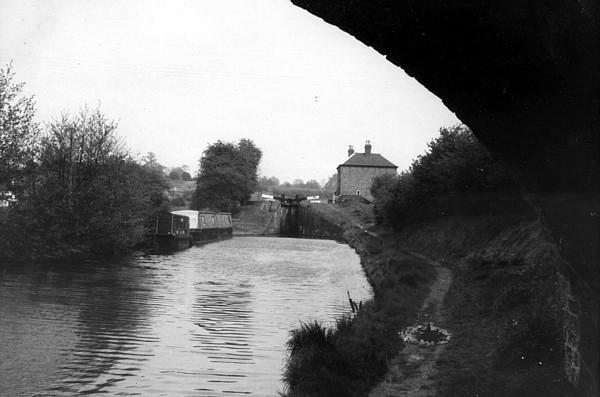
[291, 0, 598, 394]
[292, 0, 598, 193]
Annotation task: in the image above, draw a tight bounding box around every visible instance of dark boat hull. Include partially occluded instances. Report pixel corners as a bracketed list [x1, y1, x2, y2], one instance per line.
[190, 227, 233, 243]
[155, 234, 193, 251]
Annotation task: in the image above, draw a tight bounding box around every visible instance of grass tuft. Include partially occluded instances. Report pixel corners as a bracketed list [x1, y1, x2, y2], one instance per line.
[281, 230, 436, 397]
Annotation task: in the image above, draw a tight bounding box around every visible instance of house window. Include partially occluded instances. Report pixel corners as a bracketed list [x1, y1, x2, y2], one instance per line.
[356, 190, 361, 196]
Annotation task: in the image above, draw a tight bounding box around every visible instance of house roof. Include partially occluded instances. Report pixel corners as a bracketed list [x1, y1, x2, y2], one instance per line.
[338, 153, 397, 168]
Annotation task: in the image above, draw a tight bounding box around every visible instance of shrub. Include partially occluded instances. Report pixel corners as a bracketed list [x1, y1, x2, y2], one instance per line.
[372, 124, 521, 227]
[1, 107, 169, 260]
[170, 197, 186, 207]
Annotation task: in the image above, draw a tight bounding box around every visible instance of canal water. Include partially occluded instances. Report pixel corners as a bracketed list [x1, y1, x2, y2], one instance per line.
[0, 237, 372, 396]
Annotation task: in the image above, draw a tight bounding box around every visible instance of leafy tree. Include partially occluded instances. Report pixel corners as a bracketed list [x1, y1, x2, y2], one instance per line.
[0, 63, 39, 191]
[304, 179, 321, 189]
[193, 139, 262, 212]
[238, 138, 262, 176]
[168, 166, 192, 181]
[0, 67, 169, 261]
[323, 174, 337, 192]
[259, 176, 280, 190]
[169, 168, 182, 180]
[372, 124, 519, 226]
[181, 170, 192, 181]
[28, 107, 168, 256]
[142, 152, 166, 174]
[170, 196, 186, 207]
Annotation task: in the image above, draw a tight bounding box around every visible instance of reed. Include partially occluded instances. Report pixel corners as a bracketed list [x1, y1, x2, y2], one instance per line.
[281, 236, 436, 397]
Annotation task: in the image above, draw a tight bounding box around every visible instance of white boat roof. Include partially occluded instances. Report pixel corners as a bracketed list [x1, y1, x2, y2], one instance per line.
[171, 210, 199, 229]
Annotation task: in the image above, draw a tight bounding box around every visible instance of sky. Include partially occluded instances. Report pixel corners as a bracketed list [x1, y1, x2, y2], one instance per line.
[0, 0, 460, 184]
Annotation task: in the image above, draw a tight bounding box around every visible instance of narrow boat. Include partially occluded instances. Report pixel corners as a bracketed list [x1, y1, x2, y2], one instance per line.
[171, 210, 233, 243]
[154, 211, 194, 250]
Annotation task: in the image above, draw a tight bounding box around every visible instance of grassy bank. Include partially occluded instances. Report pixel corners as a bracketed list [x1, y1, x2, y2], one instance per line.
[282, 200, 578, 396]
[394, 212, 578, 396]
[435, 254, 573, 396]
[281, 209, 437, 396]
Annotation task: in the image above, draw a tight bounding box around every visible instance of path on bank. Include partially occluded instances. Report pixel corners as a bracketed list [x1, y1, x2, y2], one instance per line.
[370, 255, 453, 397]
[313, 202, 454, 396]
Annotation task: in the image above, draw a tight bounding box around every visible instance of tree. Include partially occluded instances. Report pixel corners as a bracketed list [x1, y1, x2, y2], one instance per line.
[238, 138, 262, 175]
[169, 169, 182, 180]
[259, 176, 280, 190]
[372, 124, 519, 226]
[168, 166, 192, 181]
[142, 152, 166, 174]
[181, 170, 192, 181]
[323, 174, 337, 192]
[304, 179, 321, 189]
[0, 63, 39, 191]
[193, 139, 262, 212]
[30, 107, 168, 255]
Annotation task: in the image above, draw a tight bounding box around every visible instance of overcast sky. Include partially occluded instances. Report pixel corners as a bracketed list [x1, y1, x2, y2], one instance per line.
[0, 0, 459, 184]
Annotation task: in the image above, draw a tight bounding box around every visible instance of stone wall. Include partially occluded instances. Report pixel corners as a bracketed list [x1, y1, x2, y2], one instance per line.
[279, 204, 345, 240]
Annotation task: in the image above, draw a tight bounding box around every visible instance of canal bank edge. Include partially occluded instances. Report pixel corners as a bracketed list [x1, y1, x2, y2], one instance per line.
[281, 205, 437, 396]
[295, 201, 580, 396]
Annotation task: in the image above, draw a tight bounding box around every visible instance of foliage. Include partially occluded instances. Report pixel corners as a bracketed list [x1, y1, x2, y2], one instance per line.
[193, 139, 262, 212]
[258, 175, 280, 189]
[371, 124, 520, 226]
[170, 196, 186, 207]
[0, 63, 39, 191]
[168, 167, 192, 181]
[0, 105, 168, 260]
[31, 108, 168, 255]
[282, 233, 437, 397]
[322, 173, 337, 192]
[141, 152, 166, 174]
[434, 254, 571, 396]
[258, 176, 333, 201]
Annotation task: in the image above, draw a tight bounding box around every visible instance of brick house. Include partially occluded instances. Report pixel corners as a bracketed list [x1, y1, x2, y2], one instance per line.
[336, 141, 397, 202]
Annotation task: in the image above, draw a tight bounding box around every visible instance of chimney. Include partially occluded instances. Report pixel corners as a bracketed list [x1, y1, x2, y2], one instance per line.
[348, 145, 354, 157]
[365, 140, 372, 154]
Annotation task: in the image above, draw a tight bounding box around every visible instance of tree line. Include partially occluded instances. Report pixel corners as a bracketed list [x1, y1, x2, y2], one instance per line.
[371, 124, 523, 227]
[1, 64, 270, 260]
[0, 64, 168, 261]
[259, 176, 322, 190]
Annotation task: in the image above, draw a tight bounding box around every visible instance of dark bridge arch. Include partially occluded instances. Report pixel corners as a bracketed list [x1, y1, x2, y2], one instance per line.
[292, 0, 599, 194]
[291, 1, 599, 394]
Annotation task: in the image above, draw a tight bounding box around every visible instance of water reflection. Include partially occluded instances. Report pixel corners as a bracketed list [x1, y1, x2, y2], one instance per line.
[0, 237, 371, 396]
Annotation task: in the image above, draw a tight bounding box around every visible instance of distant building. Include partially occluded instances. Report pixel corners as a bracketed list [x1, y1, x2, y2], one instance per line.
[336, 141, 397, 202]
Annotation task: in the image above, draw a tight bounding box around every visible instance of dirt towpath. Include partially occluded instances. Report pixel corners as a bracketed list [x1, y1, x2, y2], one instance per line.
[369, 255, 453, 397]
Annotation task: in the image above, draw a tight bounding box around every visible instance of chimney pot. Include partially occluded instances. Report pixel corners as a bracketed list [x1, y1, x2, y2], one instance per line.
[348, 145, 354, 157]
[365, 140, 372, 154]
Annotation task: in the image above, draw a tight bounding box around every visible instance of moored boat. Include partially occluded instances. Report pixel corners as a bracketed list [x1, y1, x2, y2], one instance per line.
[154, 211, 194, 251]
[170, 210, 233, 243]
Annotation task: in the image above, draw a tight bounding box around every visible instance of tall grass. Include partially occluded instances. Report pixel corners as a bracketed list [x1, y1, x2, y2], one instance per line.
[282, 312, 395, 397]
[281, 236, 436, 396]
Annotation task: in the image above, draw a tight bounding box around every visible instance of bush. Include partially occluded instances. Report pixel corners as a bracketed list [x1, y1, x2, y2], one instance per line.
[371, 124, 521, 227]
[282, 250, 437, 397]
[1, 108, 169, 260]
[170, 197, 186, 207]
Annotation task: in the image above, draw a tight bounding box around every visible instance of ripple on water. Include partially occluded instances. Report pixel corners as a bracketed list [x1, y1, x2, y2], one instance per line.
[0, 237, 372, 396]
